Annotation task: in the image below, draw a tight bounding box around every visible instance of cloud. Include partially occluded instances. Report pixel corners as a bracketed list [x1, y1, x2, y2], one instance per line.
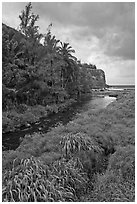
[101, 29, 135, 60]
[87, 53, 135, 85]
[32, 2, 135, 60]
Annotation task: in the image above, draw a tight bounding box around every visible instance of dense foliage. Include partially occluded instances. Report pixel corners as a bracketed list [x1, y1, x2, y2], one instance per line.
[3, 90, 135, 201]
[2, 3, 97, 112]
[2, 3, 102, 133]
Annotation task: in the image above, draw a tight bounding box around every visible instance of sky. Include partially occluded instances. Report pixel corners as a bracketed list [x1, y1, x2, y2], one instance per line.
[2, 2, 135, 85]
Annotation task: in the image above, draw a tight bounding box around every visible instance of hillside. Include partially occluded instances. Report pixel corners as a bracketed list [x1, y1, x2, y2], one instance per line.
[2, 21, 106, 133]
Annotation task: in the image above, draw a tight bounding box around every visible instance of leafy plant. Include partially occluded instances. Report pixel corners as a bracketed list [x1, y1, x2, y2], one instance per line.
[2, 156, 89, 202]
[2, 157, 67, 201]
[60, 132, 101, 159]
[51, 157, 88, 196]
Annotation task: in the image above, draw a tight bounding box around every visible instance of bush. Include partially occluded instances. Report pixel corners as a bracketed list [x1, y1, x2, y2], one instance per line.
[2, 157, 88, 202]
[60, 132, 101, 159]
[51, 157, 88, 198]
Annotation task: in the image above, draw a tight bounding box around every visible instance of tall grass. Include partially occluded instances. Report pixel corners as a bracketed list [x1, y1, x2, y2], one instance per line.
[60, 132, 102, 159]
[3, 156, 88, 202]
[3, 133, 93, 202]
[3, 90, 135, 202]
[88, 146, 135, 202]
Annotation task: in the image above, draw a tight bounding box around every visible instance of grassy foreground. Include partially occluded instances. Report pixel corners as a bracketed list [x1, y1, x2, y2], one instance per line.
[2, 90, 135, 202]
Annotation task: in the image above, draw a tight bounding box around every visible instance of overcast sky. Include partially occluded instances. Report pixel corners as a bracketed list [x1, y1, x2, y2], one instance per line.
[2, 2, 135, 85]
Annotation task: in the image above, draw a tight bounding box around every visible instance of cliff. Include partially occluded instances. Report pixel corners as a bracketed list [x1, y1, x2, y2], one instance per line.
[80, 64, 106, 89]
[89, 68, 106, 89]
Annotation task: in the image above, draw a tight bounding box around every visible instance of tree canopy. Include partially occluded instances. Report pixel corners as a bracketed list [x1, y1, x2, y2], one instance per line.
[2, 2, 102, 111]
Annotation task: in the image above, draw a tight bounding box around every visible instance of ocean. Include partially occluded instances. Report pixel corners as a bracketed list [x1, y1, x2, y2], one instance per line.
[108, 85, 135, 91]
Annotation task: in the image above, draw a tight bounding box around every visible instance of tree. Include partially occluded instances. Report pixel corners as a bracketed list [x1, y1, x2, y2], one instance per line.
[59, 42, 77, 62]
[19, 2, 43, 65]
[43, 26, 61, 87]
[59, 42, 78, 90]
[19, 2, 39, 40]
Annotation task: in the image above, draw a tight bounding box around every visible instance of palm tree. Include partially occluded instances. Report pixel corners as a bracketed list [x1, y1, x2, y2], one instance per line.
[59, 42, 77, 61]
[44, 29, 60, 54]
[59, 42, 78, 88]
[43, 29, 61, 87]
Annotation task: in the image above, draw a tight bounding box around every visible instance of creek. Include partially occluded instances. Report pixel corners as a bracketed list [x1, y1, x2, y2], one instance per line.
[2, 95, 116, 151]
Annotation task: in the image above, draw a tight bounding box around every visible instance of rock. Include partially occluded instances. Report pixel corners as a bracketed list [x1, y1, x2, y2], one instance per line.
[26, 123, 31, 127]
[109, 94, 118, 97]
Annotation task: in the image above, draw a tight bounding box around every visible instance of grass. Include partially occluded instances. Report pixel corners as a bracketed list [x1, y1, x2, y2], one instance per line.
[2, 141, 90, 201]
[84, 145, 135, 202]
[3, 157, 85, 202]
[2, 90, 135, 202]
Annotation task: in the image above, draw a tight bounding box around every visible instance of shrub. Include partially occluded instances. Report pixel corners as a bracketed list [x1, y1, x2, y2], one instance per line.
[51, 157, 89, 198]
[3, 157, 50, 202]
[2, 157, 88, 202]
[60, 132, 103, 179]
[60, 132, 101, 159]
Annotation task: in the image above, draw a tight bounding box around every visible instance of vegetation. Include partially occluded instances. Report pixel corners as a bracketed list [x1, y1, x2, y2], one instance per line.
[2, 3, 102, 133]
[2, 2, 134, 202]
[3, 156, 88, 202]
[3, 90, 135, 201]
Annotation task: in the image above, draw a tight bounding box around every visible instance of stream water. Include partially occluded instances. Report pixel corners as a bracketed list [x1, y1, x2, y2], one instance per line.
[2, 95, 116, 151]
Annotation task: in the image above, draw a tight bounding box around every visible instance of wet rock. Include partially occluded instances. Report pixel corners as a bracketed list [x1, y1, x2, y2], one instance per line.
[109, 94, 118, 97]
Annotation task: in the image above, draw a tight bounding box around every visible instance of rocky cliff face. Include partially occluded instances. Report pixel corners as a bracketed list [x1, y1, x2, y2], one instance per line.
[90, 69, 106, 89]
[84, 67, 106, 89]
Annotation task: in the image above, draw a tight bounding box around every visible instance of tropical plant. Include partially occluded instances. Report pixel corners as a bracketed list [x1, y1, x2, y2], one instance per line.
[51, 157, 88, 197]
[43, 27, 61, 87]
[59, 42, 76, 61]
[60, 132, 101, 159]
[19, 2, 40, 40]
[19, 2, 43, 66]
[44, 24, 60, 54]
[2, 156, 89, 202]
[59, 42, 78, 89]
